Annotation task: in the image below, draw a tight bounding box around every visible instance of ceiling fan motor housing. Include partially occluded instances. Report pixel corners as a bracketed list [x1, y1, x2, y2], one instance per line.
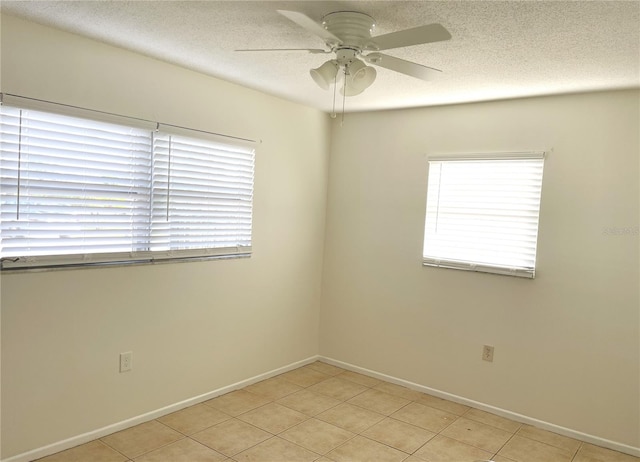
[322, 11, 376, 52]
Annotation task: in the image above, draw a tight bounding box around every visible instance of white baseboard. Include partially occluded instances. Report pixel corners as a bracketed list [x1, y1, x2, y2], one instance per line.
[319, 356, 640, 458]
[2, 355, 319, 462]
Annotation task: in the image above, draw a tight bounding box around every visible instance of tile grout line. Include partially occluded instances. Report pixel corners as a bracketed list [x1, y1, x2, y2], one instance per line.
[153, 416, 241, 462]
[500, 431, 585, 462]
[569, 441, 586, 462]
[222, 375, 349, 461]
[279, 370, 359, 462]
[275, 369, 421, 461]
[296, 372, 507, 461]
[94, 438, 132, 462]
[276, 364, 426, 461]
[134, 420, 190, 461]
[490, 431, 519, 460]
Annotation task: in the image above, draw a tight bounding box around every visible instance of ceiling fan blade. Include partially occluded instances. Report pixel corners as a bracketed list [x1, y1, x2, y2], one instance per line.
[236, 48, 329, 54]
[364, 53, 442, 81]
[277, 10, 342, 46]
[371, 24, 451, 51]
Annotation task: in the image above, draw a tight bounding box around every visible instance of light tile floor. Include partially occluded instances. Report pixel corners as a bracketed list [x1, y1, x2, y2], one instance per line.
[37, 361, 639, 462]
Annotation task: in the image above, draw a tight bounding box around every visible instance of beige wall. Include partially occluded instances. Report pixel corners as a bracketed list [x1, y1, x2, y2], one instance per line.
[0, 15, 330, 458]
[320, 90, 640, 447]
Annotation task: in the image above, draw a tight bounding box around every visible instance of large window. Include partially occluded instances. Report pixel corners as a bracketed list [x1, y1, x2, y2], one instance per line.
[423, 152, 545, 278]
[0, 101, 255, 270]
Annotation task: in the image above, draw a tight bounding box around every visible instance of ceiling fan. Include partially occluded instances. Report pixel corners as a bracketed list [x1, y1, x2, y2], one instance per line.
[237, 10, 452, 97]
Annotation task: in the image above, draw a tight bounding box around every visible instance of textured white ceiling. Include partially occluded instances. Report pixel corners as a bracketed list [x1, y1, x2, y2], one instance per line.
[2, 1, 639, 112]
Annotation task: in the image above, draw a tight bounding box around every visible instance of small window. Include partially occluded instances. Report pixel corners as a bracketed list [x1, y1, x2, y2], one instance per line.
[0, 102, 255, 270]
[422, 152, 545, 278]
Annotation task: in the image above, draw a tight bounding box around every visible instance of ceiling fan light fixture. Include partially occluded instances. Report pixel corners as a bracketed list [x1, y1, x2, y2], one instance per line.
[341, 59, 377, 96]
[310, 59, 339, 90]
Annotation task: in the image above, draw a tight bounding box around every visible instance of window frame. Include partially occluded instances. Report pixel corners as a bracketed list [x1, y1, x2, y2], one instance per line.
[0, 94, 256, 271]
[422, 151, 546, 279]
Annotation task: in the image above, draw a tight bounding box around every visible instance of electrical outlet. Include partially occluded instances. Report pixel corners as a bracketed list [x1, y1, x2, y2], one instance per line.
[120, 351, 132, 372]
[482, 345, 494, 362]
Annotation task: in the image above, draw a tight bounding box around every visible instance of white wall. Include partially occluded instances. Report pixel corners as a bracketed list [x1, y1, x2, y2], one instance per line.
[0, 15, 330, 459]
[320, 90, 640, 448]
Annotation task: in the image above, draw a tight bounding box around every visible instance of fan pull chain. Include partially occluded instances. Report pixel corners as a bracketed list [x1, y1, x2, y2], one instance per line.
[341, 66, 347, 126]
[330, 69, 338, 119]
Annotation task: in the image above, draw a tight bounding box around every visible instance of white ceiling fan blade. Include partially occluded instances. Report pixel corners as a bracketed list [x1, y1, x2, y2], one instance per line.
[236, 48, 329, 54]
[364, 53, 442, 81]
[277, 10, 342, 46]
[371, 24, 451, 51]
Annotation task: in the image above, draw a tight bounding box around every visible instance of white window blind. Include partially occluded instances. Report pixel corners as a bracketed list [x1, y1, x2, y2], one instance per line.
[0, 100, 255, 270]
[0, 106, 152, 265]
[423, 153, 545, 278]
[151, 132, 254, 259]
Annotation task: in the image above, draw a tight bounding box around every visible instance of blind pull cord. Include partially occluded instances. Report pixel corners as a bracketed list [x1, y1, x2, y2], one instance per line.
[166, 135, 172, 222]
[16, 109, 24, 220]
[434, 165, 443, 233]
